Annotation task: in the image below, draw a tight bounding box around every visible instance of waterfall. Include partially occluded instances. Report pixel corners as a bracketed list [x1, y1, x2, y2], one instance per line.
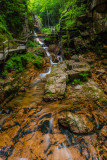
[32, 31, 63, 85]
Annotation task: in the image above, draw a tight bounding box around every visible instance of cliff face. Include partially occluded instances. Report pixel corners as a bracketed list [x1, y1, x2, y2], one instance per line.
[61, 0, 107, 58]
[21, 14, 30, 37]
[89, 0, 107, 35]
[90, 0, 107, 10]
[0, 0, 33, 41]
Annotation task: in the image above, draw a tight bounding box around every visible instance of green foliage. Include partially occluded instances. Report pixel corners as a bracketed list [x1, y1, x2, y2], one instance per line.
[90, 65, 94, 68]
[0, 15, 12, 42]
[103, 155, 107, 158]
[72, 79, 83, 85]
[44, 37, 51, 42]
[79, 72, 89, 81]
[71, 71, 89, 85]
[66, 78, 70, 83]
[30, 0, 86, 28]
[0, 16, 7, 33]
[41, 28, 51, 34]
[30, 0, 61, 27]
[49, 91, 53, 97]
[59, 0, 86, 29]
[103, 53, 107, 56]
[58, 0, 86, 47]
[29, 0, 87, 50]
[2, 52, 43, 79]
[1, 0, 27, 31]
[27, 41, 37, 48]
[0, 0, 32, 40]
[64, 91, 67, 97]
[102, 14, 107, 22]
[2, 70, 8, 79]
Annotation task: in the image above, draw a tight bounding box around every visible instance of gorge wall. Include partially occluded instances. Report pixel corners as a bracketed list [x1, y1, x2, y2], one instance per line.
[60, 0, 107, 58]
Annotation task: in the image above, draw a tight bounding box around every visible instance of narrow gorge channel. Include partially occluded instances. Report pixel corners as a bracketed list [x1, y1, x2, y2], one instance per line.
[0, 32, 107, 160]
[0, 33, 72, 160]
[0, 0, 107, 159]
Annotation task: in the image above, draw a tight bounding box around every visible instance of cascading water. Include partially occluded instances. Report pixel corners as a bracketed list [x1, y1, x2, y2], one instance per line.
[34, 31, 63, 64]
[0, 31, 105, 160]
[32, 31, 62, 86]
[0, 32, 74, 160]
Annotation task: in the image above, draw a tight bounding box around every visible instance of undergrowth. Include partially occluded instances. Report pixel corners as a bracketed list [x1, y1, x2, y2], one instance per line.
[41, 28, 51, 34]
[71, 71, 89, 85]
[27, 41, 38, 48]
[1, 53, 43, 79]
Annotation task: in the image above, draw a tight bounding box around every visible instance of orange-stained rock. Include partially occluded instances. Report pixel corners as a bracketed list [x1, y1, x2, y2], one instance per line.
[100, 126, 107, 137]
[59, 112, 95, 134]
[0, 58, 107, 160]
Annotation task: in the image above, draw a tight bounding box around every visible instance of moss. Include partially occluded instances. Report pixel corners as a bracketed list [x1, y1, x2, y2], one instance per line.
[47, 80, 54, 85]
[1, 52, 43, 80]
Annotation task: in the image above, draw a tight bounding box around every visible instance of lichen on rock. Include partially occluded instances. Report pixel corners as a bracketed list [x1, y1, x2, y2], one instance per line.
[44, 59, 91, 101]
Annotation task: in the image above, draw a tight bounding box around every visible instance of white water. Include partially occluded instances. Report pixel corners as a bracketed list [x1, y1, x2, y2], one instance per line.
[45, 118, 54, 146]
[31, 33, 72, 159]
[34, 32, 62, 65]
[33, 32, 62, 85]
[53, 144, 73, 160]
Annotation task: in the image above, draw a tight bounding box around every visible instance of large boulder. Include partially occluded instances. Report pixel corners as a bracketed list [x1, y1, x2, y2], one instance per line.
[59, 112, 95, 134]
[48, 44, 60, 54]
[44, 63, 67, 101]
[90, 0, 107, 12]
[92, 10, 107, 34]
[74, 37, 90, 49]
[89, 0, 107, 35]
[44, 60, 91, 101]
[58, 79, 107, 134]
[66, 61, 91, 81]
[68, 80, 107, 102]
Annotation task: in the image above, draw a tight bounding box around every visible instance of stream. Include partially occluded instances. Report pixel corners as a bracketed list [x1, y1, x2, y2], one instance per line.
[0, 32, 73, 160]
[0, 32, 106, 160]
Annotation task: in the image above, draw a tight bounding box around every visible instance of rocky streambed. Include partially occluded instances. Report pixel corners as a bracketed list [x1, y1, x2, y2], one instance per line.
[0, 38, 107, 159]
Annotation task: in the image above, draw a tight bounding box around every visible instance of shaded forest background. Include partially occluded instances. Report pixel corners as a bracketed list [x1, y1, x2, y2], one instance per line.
[0, 0, 107, 59]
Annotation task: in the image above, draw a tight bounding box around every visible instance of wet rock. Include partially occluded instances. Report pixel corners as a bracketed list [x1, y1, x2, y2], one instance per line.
[72, 62, 90, 72]
[44, 63, 67, 101]
[67, 62, 91, 81]
[5, 109, 10, 114]
[91, 2, 107, 34]
[91, 0, 107, 12]
[100, 126, 107, 137]
[0, 110, 3, 114]
[0, 114, 11, 129]
[96, 69, 106, 75]
[71, 55, 79, 62]
[74, 37, 90, 48]
[44, 60, 91, 101]
[58, 79, 107, 134]
[59, 112, 95, 134]
[68, 80, 107, 102]
[65, 60, 75, 70]
[85, 58, 94, 64]
[48, 44, 59, 55]
[51, 53, 59, 63]
[17, 158, 28, 160]
[65, 60, 90, 72]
